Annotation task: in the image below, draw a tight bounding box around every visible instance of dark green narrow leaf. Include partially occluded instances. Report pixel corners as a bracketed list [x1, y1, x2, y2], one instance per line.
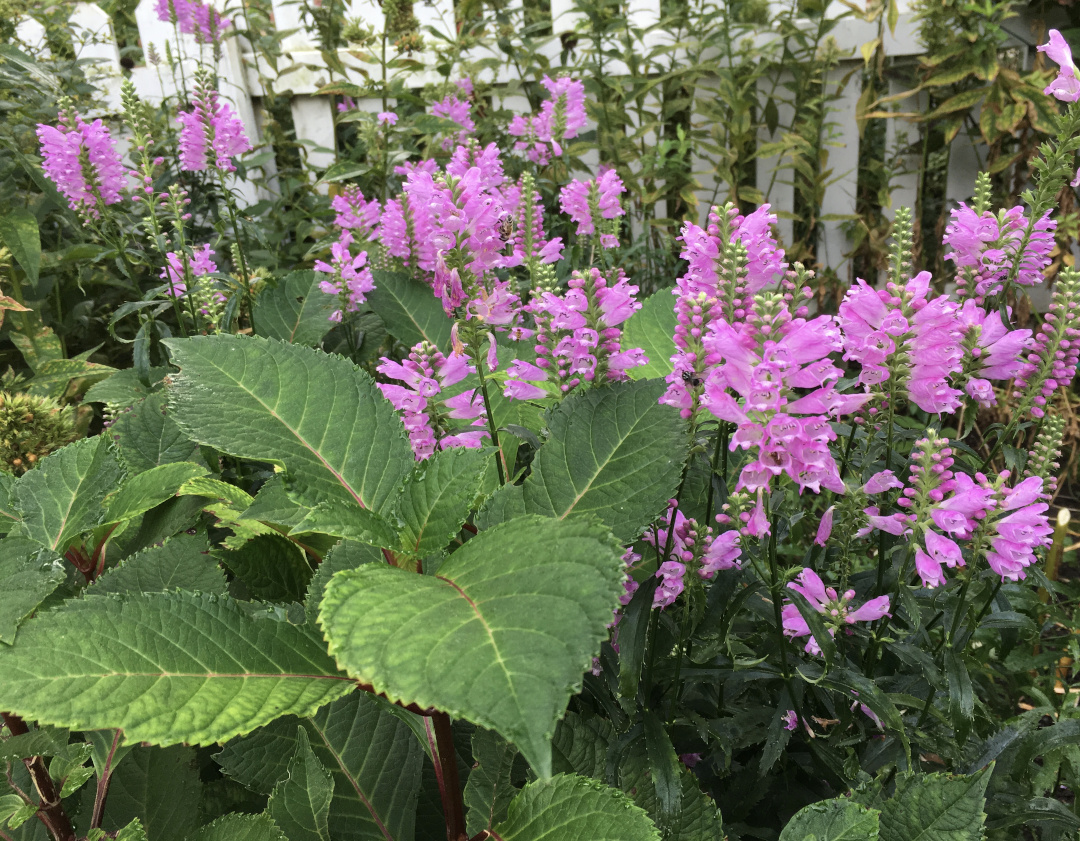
[465, 729, 520, 836]
[618, 746, 724, 841]
[642, 712, 682, 827]
[268, 729, 334, 841]
[787, 590, 836, 671]
[617, 577, 658, 701]
[944, 650, 974, 746]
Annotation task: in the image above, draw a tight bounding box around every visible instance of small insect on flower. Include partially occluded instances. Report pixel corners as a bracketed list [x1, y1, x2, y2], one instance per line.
[681, 370, 704, 389]
[497, 212, 515, 241]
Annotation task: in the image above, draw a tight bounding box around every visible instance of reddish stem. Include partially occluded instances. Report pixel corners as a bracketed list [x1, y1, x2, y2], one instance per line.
[0, 714, 76, 841]
[90, 730, 122, 829]
[428, 713, 468, 841]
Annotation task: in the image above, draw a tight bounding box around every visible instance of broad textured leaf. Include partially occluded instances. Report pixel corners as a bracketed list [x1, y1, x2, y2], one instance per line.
[0, 591, 355, 745]
[218, 693, 425, 841]
[878, 768, 990, 841]
[11, 436, 124, 552]
[621, 291, 677, 381]
[189, 813, 287, 841]
[91, 532, 226, 595]
[253, 271, 336, 346]
[393, 447, 488, 557]
[0, 207, 41, 285]
[0, 536, 65, 643]
[105, 462, 208, 523]
[551, 712, 613, 779]
[0, 471, 18, 534]
[319, 516, 625, 777]
[493, 775, 660, 841]
[465, 729, 519, 836]
[291, 499, 400, 548]
[269, 728, 334, 841]
[619, 747, 724, 841]
[522, 380, 687, 541]
[779, 799, 880, 841]
[242, 476, 312, 528]
[213, 533, 313, 602]
[110, 393, 202, 473]
[84, 368, 167, 410]
[9, 310, 62, 373]
[89, 746, 201, 841]
[474, 484, 525, 531]
[165, 335, 411, 514]
[305, 539, 383, 622]
[366, 270, 453, 350]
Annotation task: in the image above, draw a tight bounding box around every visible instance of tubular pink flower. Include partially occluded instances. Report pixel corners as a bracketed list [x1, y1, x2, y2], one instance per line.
[1038, 30, 1080, 102]
[37, 113, 126, 218]
[177, 85, 251, 173]
[431, 95, 475, 149]
[314, 231, 376, 322]
[331, 186, 380, 240]
[160, 244, 217, 297]
[782, 568, 890, 656]
[559, 170, 625, 247]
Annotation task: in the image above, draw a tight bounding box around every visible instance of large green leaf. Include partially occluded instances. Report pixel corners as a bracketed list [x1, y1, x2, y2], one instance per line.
[83, 368, 167, 410]
[366, 270, 453, 350]
[0, 536, 66, 643]
[0, 471, 19, 535]
[110, 393, 202, 473]
[621, 290, 677, 381]
[0, 591, 355, 745]
[252, 271, 336, 347]
[393, 447, 488, 557]
[619, 748, 724, 841]
[90, 532, 226, 595]
[213, 533, 313, 602]
[189, 813, 287, 841]
[521, 380, 687, 541]
[319, 516, 626, 776]
[268, 728, 334, 841]
[493, 775, 660, 841]
[11, 436, 124, 552]
[90, 746, 201, 841]
[164, 335, 412, 514]
[0, 207, 41, 285]
[465, 729, 519, 837]
[104, 462, 208, 524]
[241, 476, 311, 529]
[779, 799, 880, 841]
[878, 769, 990, 841]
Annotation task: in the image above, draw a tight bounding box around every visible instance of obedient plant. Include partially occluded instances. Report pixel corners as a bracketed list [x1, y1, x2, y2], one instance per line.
[5, 30, 1080, 841]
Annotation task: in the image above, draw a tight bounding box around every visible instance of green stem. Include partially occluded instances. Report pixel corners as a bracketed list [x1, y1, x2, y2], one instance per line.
[472, 350, 506, 486]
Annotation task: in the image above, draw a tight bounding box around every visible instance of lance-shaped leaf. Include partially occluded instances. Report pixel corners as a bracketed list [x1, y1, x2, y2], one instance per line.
[269, 728, 334, 841]
[0, 591, 356, 745]
[164, 335, 412, 514]
[493, 775, 660, 841]
[393, 447, 489, 557]
[366, 270, 453, 350]
[521, 380, 686, 542]
[319, 516, 626, 777]
[0, 536, 66, 643]
[253, 271, 336, 347]
[621, 291, 677, 382]
[11, 436, 124, 552]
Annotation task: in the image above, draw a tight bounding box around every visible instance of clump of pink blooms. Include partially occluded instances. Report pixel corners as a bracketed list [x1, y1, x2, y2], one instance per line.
[430, 95, 475, 150]
[508, 76, 588, 165]
[644, 501, 742, 609]
[781, 568, 891, 656]
[1011, 269, 1080, 418]
[37, 108, 127, 218]
[161, 244, 216, 297]
[377, 343, 488, 460]
[314, 232, 375, 322]
[177, 84, 252, 173]
[560, 169, 626, 249]
[331, 186, 380, 241]
[504, 268, 646, 399]
[154, 0, 230, 43]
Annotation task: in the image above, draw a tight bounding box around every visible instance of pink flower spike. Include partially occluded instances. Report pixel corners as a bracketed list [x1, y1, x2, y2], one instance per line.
[815, 506, 834, 547]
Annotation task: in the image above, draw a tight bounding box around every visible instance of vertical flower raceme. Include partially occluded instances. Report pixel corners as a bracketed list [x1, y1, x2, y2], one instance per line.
[1012, 268, 1080, 419]
[160, 244, 217, 297]
[559, 169, 626, 249]
[838, 270, 964, 415]
[314, 231, 375, 322]
[331, 186, 380, 240]
[430, 95, 475, 150]
[508, 76, 587, 164]
[781, 568, 890, 656]
[980, 475, 1053, 581]
[505, 173, 564, 269]
[189, 0, 229, 46]
[954, 300, 1032, 407]
[504, 268, 646, 399]
[377, 343, 488, 460]
[37, 108, 127, 219]
[446, 142, 506, 193]
[177, 74, 252, 173]
[379, 173, 437, 273]
[1025, 413, 1066, 500]
[644, 501, 742, 609]
[1038, 30, 1080, 103]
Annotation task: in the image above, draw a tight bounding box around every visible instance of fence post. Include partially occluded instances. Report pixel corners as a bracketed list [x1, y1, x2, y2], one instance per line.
[71, 3, 124, 114]
[819, 63, 861, 283]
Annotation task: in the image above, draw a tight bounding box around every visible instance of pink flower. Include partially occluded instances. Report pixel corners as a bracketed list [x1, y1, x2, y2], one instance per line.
[331, 185, 380, 239]
[914, 530, 964, 589]
[985, 476, 1053, 581]
[430, 96, 474, 149]
[654, 561, 686, 608]
[1039, 30, 1080, 102]
[377, 111, 398, 125]
[37, 112, 126, 217]
[160, 244, 217, 297]
[782, 568, 890, 656]
[815, 506, 834, 546]
[314, 231, 376, 322]
[782, 710, 798, 731]
[508, 76, 587, 162]
[559, 170, 625, 246]
[177, 85, 251, 172]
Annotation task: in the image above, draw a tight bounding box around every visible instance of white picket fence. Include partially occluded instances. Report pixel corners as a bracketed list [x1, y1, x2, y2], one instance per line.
[13, 0, 1052, 284]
